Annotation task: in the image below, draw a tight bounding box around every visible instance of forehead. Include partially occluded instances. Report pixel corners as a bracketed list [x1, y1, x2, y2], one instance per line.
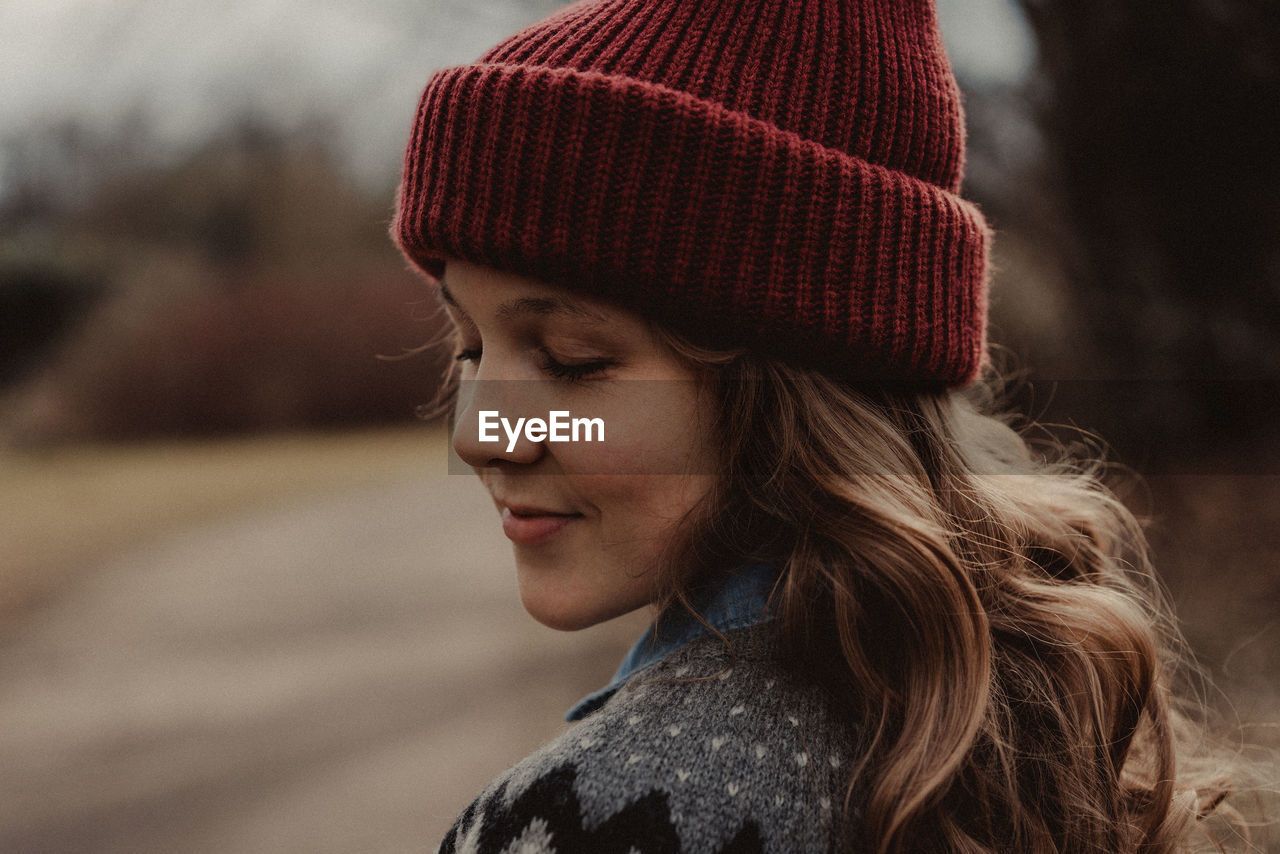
[439, 261, 617, 328]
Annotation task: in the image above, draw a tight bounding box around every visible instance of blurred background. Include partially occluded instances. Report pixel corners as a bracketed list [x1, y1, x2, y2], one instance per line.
[0, 0, 1276, 851]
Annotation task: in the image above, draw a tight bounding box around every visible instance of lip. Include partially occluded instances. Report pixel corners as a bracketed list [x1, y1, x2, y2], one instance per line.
[499, 505, 583, 546]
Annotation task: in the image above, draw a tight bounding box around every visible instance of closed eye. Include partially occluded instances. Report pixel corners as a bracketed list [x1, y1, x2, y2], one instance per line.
[539, 348, 613, 382]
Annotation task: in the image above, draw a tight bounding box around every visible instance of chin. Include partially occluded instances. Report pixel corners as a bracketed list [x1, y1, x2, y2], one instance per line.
[519, 588, 618, 632]
[517, 576, 650, 632]
[523, 604, 603, 632]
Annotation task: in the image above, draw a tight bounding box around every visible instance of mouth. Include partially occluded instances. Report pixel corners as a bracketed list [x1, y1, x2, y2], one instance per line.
[498, 503, 584, 546]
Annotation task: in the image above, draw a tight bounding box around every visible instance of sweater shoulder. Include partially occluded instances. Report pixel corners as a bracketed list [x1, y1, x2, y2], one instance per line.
[438, 623, 855, 854]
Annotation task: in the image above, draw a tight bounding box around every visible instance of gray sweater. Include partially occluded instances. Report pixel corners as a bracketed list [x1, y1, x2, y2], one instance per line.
[436, 622, 858, 853]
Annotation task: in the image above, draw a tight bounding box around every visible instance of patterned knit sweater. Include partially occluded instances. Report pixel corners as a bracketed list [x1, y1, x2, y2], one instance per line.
[436, 620, 859, 853]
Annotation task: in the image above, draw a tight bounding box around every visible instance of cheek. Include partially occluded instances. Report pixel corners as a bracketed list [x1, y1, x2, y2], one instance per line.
[575, 473, 715, 537]
[551, 390, 714, 477]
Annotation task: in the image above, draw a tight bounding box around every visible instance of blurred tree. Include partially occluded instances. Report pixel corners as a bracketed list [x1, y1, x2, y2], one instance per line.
[1, 115, 452, 442]
[78, 117, 395, 273]
[1014, 0, 1280, 458]
[0, 267, 101, 388]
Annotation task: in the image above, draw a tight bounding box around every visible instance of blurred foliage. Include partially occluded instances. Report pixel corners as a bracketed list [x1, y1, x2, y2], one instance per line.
[75, 119, 397, 270]
[0, 266, 103, 387]
[5, 267, 448, 443]
[0, 118, 450, 444]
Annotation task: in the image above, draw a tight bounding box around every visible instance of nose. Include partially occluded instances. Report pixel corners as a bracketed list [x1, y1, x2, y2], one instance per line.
[452, 378, 546, 468]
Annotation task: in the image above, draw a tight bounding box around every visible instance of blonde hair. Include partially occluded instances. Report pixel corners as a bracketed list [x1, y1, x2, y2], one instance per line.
[650, 333, 1269, 854]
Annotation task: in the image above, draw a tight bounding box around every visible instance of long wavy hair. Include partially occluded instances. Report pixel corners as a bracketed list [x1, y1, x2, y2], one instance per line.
[647, 333, 1266, 854]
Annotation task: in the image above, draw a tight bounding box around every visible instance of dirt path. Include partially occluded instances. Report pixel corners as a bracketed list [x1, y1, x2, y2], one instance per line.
[0, 472, 643, 853]
[0, 427, 454, 614]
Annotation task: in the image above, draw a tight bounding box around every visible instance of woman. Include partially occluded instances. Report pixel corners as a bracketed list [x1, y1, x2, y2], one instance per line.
[394, 1, 1257, 851]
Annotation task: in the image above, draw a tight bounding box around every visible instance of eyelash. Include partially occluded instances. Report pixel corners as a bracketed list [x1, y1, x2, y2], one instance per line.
[453, 347, 613, 382]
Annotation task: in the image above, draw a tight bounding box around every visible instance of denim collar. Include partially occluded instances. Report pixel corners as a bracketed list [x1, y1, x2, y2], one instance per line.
[565, 562, 779, 721]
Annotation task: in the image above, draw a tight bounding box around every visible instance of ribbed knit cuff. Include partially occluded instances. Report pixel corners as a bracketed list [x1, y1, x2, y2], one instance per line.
[395, 63, 989, 387]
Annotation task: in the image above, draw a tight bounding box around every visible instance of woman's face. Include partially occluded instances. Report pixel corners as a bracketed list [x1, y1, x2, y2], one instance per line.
[442, 260, 717, 631]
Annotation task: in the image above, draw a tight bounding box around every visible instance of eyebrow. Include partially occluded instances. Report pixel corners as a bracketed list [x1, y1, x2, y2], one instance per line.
[439, 281, 609, 324]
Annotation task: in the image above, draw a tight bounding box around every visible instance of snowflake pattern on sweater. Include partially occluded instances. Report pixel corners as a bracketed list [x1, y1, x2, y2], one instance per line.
[437, 624, 856, 854]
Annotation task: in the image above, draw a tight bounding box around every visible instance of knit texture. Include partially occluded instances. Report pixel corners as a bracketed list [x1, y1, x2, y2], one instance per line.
[436, 623, 858, 854]
[395, 0, 991, 386]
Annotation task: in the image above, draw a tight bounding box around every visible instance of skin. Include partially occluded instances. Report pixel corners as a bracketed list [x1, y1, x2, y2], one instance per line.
[443, 260, 718, 631]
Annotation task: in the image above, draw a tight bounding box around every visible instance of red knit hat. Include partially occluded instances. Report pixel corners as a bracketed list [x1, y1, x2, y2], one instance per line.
[394, 0, 990, 387]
